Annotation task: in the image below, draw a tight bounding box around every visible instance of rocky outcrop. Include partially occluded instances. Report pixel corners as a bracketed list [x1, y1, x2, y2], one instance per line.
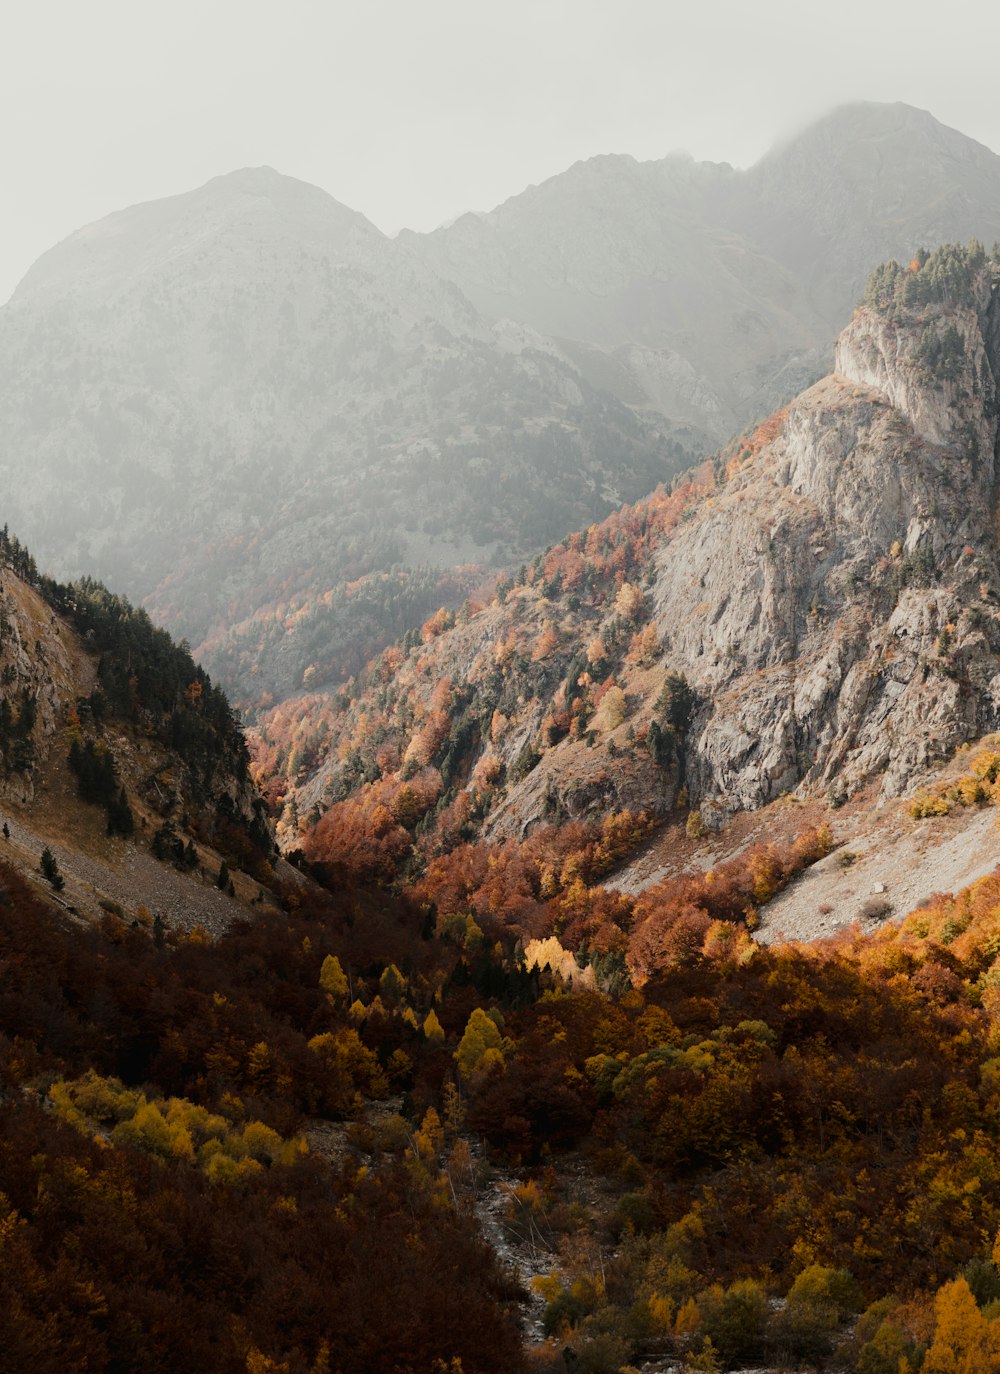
[280, 257, 1000, 849]
[0, 567, 87, 803]
[660, 266, 1000, 810]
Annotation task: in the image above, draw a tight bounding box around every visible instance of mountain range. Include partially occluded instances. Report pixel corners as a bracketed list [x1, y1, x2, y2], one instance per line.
[4, 101, 1000, 710]
[9, 101, 1000, 1374]
[412, 101, 1000, 431]
[0, 167, 675, 705]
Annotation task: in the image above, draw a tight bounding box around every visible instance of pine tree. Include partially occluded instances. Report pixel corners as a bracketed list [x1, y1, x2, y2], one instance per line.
[40, 846, 65, 892]
[106, 787, 134, 838]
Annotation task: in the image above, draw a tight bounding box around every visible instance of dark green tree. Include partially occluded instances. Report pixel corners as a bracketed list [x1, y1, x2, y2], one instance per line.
[106, 787, 135, 839]
[40, 846, 65, 892]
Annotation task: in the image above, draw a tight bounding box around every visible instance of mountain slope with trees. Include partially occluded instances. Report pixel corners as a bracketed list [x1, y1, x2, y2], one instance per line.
[269, 244, 1000, 911]
[0, 168, 678, 709]
[5, 104, 1000, 714]
[0, 523, 274, 930]
[10, 258, 1000, 1366]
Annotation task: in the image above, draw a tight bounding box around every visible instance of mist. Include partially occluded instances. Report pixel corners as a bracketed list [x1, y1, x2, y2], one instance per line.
[3, 0, 999, 303]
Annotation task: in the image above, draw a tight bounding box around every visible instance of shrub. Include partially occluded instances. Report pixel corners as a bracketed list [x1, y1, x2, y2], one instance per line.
[860, 897, 892, 921]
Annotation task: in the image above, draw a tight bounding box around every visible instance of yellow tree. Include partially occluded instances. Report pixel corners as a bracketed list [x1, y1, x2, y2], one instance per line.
[923, 1277, 1000, 1373]
[594, 685, 626, 733]
[614, 581, 646, 621]
[319, 954, 348, 999]
[454, 1008, 506, 1084]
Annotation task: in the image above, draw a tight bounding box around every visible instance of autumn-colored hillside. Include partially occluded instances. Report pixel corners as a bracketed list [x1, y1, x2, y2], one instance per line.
[9, 497, 1000, 1370]
[254, 463, 715, 856]
[10, 758, 1000, 1370]
[0, 526, 276, 934]
[255, 245, 1000, 961]
[15, 246, 1000, 1373]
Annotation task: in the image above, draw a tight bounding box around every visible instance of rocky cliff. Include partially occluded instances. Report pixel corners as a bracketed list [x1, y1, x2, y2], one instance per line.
[0, 564, 83, 804]
[657, 255, 1000, 810]
[0, 533, 277, 929]
[276, 247, 1000, 852]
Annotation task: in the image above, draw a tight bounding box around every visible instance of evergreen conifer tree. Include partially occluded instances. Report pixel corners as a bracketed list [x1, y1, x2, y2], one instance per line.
[40, 846, 65, 891]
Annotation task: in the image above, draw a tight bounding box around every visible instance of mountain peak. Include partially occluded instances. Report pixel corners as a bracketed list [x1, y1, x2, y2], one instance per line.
[10, 165, 382, 305]
[207, 164, 287, 187]
[198, 164, 350, 207]
[758, 100, 1000, 170]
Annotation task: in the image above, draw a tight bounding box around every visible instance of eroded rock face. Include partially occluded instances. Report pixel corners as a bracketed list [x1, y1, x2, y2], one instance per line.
[654, 269, 1000, 812]
[0, 568, 83, 803]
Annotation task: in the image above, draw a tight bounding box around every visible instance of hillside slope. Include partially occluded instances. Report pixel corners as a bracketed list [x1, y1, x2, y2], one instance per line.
[269, 245, 1000, 897]
[0, 529, 277, 930]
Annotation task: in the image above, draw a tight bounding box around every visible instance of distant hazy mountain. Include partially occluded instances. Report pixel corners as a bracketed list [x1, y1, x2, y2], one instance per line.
[0, 168, 677, 703]
[4, 102, 1000, 707]
[408, 102, 1000, 440]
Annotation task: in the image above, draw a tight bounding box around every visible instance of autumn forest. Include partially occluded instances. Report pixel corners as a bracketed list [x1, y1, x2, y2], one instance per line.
[9, 104, 1000, 1374]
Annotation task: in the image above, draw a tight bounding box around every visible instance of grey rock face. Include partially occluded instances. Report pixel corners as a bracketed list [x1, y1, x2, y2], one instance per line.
[290, 266, 1000, 847]
[653, 268, 1000, 812]
[0, 567, 79, 803]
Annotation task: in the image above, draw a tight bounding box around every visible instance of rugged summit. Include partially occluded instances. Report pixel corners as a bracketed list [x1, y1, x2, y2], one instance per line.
[411, 103, 1000, 442]
[274, 245, 1000, 854]
[0, 168, 674, 705]
[658, 256, 1000, 809]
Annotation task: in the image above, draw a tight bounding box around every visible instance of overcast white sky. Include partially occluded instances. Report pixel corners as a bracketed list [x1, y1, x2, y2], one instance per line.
[2, 0, 999, 303]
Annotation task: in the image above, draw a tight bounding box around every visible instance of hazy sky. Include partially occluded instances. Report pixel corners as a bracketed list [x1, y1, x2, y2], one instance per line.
[3, 0, 999, 303]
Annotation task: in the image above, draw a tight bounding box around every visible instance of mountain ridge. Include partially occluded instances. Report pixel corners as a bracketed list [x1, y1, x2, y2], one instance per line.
[10, 164, 384, 306]
[270, 245, 1000, 893]
[6, 101, 1000, 717]
[410, 101, 1000, 436]
[0, 163, 679, 704]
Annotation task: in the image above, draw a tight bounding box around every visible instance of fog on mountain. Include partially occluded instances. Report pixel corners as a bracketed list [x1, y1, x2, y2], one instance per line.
[6, 98, 1000, 1374]
[4, 101, 1000, 715]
